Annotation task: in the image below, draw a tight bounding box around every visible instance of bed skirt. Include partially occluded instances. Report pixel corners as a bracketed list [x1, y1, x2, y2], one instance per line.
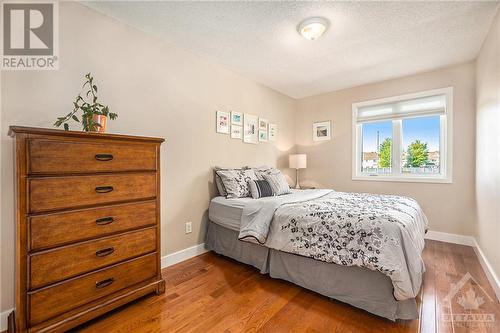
[205, 221, 419, 321]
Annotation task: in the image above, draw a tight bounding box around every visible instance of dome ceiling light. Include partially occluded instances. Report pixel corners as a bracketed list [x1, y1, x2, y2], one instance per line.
[298, 17, 329, 41]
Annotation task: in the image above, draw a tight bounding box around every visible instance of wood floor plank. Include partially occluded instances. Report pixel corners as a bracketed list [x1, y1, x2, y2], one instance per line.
[56, 240, 499, 332]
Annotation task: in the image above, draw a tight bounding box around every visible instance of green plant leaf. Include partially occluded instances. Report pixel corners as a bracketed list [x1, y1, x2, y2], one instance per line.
[72, 115, 79, 122]
[64, 123, 69, 131]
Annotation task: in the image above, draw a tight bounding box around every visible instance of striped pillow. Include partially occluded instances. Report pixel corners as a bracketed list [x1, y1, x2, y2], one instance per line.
[262, 170, 291, 196]
[248, 180, 274, 199]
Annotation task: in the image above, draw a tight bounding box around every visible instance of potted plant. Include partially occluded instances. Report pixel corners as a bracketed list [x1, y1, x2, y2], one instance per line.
[54, 73, 117, 132]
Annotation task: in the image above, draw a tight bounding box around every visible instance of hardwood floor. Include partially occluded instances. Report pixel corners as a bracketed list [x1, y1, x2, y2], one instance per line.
[55, 240, 500, 332]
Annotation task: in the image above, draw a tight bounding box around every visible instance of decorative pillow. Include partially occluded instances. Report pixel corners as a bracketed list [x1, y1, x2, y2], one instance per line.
[216, 169, 257, 198]
[262, 170, 291, 196]
[251, 166, 279, 180]
[248, 180, 274, 199]
[213, 166, 252, 196]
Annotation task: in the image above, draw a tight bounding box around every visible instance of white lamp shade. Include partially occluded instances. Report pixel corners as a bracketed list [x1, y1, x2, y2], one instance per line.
[289, 154, 307, 169]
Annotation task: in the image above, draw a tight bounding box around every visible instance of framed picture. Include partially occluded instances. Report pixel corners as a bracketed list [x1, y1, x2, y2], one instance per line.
[231, 111, 243, 126]
[231, 125, 242, 139]
[216, 111, 230, 134]
[268, 123, 277, 141]
[313, 121, 331, 141]
[259, 130, 268, 142]
[259, 118, 268, 131]
[243, 114, 258, 144]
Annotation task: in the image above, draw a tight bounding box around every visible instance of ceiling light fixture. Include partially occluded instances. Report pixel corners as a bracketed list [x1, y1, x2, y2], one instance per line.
[298, 17, 329, 41]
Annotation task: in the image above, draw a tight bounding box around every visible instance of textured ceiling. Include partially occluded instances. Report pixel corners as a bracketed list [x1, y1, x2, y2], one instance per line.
[84, 1, 499, 99]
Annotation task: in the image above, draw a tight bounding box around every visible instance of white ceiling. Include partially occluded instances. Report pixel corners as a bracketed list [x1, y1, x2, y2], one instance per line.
[84, 1, 499, 99]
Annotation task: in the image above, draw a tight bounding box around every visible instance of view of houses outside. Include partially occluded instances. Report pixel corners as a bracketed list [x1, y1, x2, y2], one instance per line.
[361, 116, 440, 175]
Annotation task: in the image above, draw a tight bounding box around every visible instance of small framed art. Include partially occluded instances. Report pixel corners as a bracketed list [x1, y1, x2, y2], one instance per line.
[259, 130, 268, 142]
[313, 121, 331, 141]
[231, 125, 242, 139]
[243, 114, 258, 144]
[268, 123, 277, 141]
[259, 118, 268, 131]
[216, 111, 230, 134]
[231, 111, 243, 126]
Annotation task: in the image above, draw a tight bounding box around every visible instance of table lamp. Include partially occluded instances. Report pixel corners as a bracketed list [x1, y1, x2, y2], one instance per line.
[289, 154, 307, 189]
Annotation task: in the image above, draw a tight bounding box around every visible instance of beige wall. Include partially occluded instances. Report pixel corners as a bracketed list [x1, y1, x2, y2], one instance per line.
[0, 2, 296, 313]
[476, 9, 500, 281]
[295, 63, 477, 236]
[1, 0, 497, 318]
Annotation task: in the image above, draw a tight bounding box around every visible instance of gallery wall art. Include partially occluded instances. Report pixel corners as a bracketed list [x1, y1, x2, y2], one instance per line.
[216, 110, 276, 145]
[269, 123, 277, 141]
[216, 111, 230, 134]
[243, 113, 258, 144]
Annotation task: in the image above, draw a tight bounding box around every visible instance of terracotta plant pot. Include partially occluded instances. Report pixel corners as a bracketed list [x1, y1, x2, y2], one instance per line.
[92, 114, 107, 133]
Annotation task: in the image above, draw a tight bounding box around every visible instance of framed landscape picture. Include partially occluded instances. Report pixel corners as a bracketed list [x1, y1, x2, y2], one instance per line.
[216, 111, 230, 134]
[231, 125, 242, 139]
[268, 123, 277, 141]
[259, 130, 268, 142]
[243, 114, 258, 144]
[231, 111, 243, 126]
[313, 121, 331, 141]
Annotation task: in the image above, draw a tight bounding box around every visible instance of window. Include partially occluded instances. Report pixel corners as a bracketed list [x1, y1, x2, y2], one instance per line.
[352, 88, 452, 183]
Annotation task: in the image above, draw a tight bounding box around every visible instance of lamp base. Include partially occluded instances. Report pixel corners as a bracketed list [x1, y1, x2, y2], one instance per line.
[295, 169, 301, 189]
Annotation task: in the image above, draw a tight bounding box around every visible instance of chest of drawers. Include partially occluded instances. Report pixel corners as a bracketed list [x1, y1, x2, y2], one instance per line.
[8, 126, 165, 333]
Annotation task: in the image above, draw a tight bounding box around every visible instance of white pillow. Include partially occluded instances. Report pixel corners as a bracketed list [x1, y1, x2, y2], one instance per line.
[262, 170, 291, 196]
[251, 166, 280, 180]
[216, 169, 257, 198]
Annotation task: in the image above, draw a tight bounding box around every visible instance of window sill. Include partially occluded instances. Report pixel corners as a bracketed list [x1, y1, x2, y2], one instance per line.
[352, 175, 452, 184]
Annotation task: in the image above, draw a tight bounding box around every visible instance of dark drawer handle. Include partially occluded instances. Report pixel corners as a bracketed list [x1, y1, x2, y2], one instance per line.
[95, 247, 115, 257]
[95, 217, 114, 225]
[95, 154, 113, 161]
[95, 278, 114, 289]
[95, 186, 113, 193]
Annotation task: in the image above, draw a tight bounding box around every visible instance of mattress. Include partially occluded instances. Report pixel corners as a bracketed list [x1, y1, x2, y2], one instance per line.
[209, 193, 301, 231]
[208, 196, 250, 230]
[208, 189, 306, 231]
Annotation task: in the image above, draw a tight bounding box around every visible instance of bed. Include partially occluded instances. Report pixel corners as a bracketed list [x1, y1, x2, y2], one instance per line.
[206, 189, 427, 321]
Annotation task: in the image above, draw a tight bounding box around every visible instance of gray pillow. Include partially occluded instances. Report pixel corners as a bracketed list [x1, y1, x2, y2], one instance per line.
[216, 169, 257, 198]
[262, 170, 291, 196]
[213, 167, 228, 196]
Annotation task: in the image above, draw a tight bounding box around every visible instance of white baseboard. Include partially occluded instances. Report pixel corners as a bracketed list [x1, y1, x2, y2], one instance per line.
[161, 243, 208, 268]
[472, 239, 500, 302]
[1, 309, 12, 332]
[424, 230, 475, 246]
[425, 230, 499, 302]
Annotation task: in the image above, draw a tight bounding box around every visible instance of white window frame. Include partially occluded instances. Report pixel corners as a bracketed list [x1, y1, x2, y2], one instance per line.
[352, 87, 453, 183]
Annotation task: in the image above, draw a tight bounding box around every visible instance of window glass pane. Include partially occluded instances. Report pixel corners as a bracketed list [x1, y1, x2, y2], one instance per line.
[361, 121, 392, 174]
[401, 116, 440, 175]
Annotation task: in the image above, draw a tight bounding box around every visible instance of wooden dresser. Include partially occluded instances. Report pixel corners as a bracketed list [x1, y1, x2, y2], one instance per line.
[8, 126, 165, 333]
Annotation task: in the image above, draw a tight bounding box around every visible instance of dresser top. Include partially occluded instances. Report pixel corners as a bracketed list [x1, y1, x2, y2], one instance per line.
[9, 126, 165, 143]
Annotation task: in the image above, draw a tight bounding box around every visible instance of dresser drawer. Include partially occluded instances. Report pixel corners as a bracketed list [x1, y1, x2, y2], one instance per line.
[29, 173, 156, 213]
[30, 201, 157, 250]
[28, 253, 157, 326]
[29, 227, 156, 289]
[28, 139, 157, 174]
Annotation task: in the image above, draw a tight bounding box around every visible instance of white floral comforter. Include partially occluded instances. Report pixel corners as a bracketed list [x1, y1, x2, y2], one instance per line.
[238, 189, 428, 300]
